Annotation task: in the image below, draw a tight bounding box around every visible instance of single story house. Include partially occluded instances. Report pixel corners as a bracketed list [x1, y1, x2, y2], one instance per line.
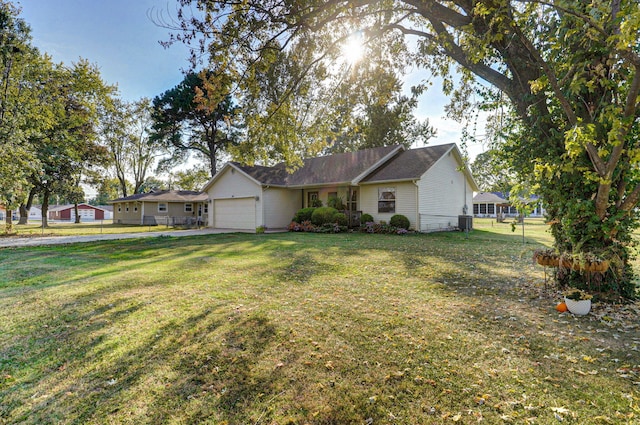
[27, 206, 42, 221]
[108, 190, 209, 226]
[100, 205, 114, 220]
[48, 203, 110, 221]
[0, 205, 39, 221]
[472, 192, 545, 218]
[202, 143, 478, 232]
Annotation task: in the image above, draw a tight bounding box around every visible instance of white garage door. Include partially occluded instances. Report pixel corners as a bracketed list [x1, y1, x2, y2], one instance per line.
[214, 198, 256, 230]
[72, 209, 95, 221]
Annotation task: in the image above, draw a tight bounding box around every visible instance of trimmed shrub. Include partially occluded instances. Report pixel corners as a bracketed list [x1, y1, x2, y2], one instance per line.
[311, 206, 339, 226]
[390, 214, 410, 230]
[293, 207, 316, 223]
[333, 212, 348, 226]
[360, 213, 374, 225]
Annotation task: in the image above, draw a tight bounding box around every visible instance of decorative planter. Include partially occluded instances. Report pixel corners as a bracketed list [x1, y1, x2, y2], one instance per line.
[583, 260, 609, 273]
[564, 297, 591, 315]
[535, 255, 559, 267]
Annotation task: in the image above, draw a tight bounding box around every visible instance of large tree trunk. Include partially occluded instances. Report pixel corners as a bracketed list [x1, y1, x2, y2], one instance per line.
[18, 188, 36, 225]
[5, 210, 13, 233]
[41, 191, 49, 228]
[74, 202, 81, 223]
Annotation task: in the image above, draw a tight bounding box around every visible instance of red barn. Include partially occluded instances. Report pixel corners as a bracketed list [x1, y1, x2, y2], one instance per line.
[48, 204, 109, 221]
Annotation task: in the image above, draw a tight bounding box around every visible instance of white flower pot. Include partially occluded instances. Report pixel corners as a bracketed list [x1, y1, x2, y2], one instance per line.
[564, 297, 591, 315]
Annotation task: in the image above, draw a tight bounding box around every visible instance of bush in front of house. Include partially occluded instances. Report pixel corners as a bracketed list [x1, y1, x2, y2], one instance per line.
[390, 214, 410, 230]
[360, 213, 374, 225]
[293, 207, 316, 223]
[333, 212, 348, 226]
[288, 219, 347, 233]
[361, 222, 409, 235]
[311, 206, 339, 226]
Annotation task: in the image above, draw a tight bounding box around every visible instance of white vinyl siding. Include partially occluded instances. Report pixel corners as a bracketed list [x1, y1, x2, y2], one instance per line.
[263, 187, 301, 229]
[417, 150, 473, 232]
[360, 182, 417, 228]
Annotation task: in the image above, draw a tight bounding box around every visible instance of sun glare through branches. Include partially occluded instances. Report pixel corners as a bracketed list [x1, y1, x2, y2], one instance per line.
[340, 31, 365, 65]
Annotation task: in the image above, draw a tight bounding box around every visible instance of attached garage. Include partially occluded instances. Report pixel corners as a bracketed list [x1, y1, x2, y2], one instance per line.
[214, 198, 256, 230]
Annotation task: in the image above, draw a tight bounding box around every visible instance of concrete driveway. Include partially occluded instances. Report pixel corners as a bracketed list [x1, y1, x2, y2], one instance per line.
[0, 228, 246, 248]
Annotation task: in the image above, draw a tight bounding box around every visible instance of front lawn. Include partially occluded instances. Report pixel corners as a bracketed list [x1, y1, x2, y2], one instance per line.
[0, 229, 638, 424]
[0, 221, 191, 237]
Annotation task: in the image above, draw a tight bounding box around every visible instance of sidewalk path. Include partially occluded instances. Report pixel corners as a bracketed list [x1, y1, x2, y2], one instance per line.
[0, 228, 243, 248]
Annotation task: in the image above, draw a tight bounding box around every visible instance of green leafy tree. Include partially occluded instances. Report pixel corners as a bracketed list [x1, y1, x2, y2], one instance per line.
[0, 1, 42, 231]
[138, 176, 167, 193]
[28, 60, 112, 227]
[173, 164, 210, 191]
[471, 150, 515, 194]
[90, 177, 121, 205]
[168, 0, 640, 297]
[151, 70, 241, 177]
[327, 68, 436, 153]
[100, 97, 164, 196]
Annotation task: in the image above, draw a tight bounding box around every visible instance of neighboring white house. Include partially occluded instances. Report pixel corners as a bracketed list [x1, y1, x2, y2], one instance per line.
[472, 192, 545, 218]
[202, 144, 478, 232]
[28, 206, 42, 221]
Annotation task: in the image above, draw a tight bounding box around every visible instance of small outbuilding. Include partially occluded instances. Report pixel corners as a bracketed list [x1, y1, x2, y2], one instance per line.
[48, 203, 110, 222]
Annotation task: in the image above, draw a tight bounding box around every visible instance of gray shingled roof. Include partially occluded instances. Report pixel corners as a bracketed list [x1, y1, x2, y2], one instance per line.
[360, 144, 455, 183]
[109, 190, 208, 203]
[233, 145, 401, 186]
[472, 192, 508, 203]
[231, 163, 290, 186]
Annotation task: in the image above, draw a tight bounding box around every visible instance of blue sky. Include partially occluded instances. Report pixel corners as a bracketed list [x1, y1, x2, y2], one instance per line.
[18, 0, 192, 101]
[16, 0, 485, 159]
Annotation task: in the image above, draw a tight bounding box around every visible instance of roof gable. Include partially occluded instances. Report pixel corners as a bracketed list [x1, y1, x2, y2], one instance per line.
[361, 144, 455, 183]
[48, 203, 110, 212]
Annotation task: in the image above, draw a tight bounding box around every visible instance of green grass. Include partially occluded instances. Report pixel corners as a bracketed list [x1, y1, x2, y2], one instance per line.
[0, 224, 639, 424]
[0, 221, 185, 237]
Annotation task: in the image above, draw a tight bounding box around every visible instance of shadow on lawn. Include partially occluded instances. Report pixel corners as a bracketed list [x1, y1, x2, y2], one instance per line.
[6, 231, 631, 423]
[1, 294, 285, 424]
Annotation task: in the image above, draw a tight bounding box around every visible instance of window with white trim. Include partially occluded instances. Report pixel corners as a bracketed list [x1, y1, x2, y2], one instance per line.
[378, 187, 396, 213]
[158, 203, 168, 213]
[184, 203, 193, 213]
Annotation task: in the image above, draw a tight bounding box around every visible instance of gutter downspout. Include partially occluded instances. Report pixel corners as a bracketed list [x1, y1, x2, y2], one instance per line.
[413, 180, 420, 232]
